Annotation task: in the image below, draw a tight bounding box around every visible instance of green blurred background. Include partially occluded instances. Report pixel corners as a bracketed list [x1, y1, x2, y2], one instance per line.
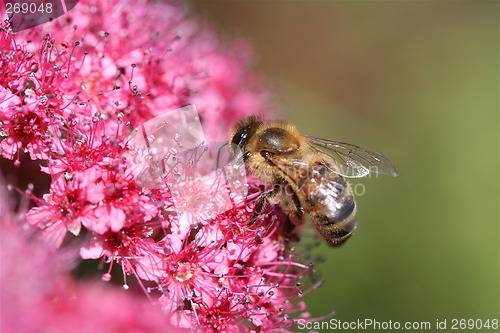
[193, 1, 499, 331]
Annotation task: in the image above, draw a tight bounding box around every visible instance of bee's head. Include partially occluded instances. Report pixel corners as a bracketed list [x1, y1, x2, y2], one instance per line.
[230, 115, 262, 152]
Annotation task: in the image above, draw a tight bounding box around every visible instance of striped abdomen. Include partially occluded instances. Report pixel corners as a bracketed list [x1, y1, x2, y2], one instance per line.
[297, 162, 357, 247]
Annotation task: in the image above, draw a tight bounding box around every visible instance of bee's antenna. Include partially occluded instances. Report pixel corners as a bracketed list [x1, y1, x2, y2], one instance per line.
[215, 141, 229, 172]
[215, 141, 239, 209]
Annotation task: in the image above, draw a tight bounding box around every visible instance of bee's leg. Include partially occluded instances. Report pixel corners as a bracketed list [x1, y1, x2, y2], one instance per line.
[248, 183, 281, 226]
[288, 191, 304, 226]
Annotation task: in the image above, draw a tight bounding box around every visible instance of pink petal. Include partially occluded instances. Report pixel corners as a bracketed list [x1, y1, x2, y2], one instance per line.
[80, 237, 105, 259]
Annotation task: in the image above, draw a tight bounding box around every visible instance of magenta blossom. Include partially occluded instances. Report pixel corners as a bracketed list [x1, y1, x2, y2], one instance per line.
[0, 189, 184, 333]
[0, 0, 319, 331]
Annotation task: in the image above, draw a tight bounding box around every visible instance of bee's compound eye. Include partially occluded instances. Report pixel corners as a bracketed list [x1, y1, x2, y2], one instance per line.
[232, 125, 252, 147]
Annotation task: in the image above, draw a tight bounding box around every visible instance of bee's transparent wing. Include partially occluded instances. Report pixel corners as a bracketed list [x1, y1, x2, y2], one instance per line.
[306, 136, 400, 178]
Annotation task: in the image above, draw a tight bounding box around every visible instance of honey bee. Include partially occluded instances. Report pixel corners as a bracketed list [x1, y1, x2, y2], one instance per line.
[230, 115, 399, 247]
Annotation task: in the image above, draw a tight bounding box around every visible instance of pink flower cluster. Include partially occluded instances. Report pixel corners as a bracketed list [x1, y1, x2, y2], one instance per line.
[0, 1, 318, 331]
[0, 192, 179, 332]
